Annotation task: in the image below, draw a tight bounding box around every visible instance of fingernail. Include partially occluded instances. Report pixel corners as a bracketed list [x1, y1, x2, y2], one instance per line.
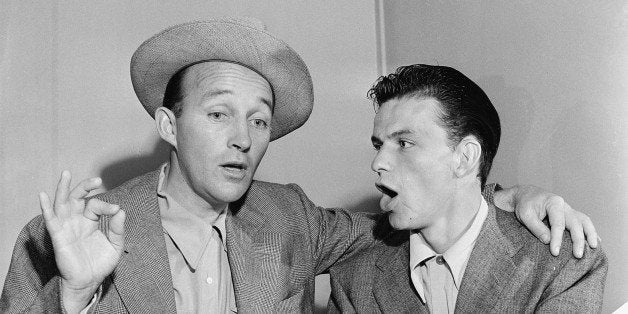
[552, 245, 560, 256]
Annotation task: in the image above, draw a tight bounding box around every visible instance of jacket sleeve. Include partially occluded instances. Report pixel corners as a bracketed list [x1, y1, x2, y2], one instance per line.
[284, 183, 379, 275]
[0, 216, 66, 313]
[536, 244, 608, 313]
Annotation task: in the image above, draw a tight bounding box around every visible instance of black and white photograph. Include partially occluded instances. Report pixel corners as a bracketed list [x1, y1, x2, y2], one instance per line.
[1, 1, 626, 313]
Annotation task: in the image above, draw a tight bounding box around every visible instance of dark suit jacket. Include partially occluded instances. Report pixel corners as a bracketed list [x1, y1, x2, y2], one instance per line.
[328, 204, 608, 313]
[0, 170, 377, 313]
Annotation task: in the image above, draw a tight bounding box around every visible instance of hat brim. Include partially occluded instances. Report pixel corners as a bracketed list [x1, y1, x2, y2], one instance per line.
[130, 19, 313, 141]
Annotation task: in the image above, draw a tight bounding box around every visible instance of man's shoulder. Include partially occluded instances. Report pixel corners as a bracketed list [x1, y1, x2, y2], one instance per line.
[491, 206, 606, 270]
[249, 180, 304, 194]
[93, 170, 160, 203]
[246, 180, 313, 205]
[463, 205, 608, 312]
[330, 221, 407, 273]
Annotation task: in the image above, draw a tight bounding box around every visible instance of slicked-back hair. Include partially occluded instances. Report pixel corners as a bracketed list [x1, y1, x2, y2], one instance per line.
[368, 64, 501, 186]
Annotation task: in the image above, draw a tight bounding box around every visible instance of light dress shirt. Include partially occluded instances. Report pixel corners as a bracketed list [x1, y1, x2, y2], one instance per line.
[157, 163, 237, 313]
[409, 197, 488, 313]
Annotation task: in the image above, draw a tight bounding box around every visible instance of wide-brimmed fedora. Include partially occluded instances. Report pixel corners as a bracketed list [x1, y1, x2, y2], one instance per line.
[130, 18, 314, 141]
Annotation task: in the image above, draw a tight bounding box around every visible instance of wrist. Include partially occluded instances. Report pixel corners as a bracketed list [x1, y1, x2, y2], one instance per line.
[60, 279, 99, 313]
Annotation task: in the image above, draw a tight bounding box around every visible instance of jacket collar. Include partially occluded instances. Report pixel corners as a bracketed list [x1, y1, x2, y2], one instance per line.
[104, 170, 178, 313]
[373, 232, 428, 313]
[225, 181, 294, 313]
[454, 204, 524, 313]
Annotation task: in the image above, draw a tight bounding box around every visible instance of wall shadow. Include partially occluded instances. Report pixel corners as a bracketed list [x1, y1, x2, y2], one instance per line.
[478, 75, 534, 184]
[99, 139, 171, 190]
[346, 194, 382, 214]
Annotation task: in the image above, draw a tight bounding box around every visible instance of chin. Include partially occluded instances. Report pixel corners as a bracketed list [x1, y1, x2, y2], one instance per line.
[388, 214, 422, 231]
[212, 182, 252, 203]
[388, 215, 407, 231]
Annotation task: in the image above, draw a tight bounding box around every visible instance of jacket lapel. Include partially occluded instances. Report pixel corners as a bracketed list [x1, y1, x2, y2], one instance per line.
[108, 171, 177, 313]
[226, 187, 289, 313]
[455, 205, 522, 313]
[373, 237, 428, 313]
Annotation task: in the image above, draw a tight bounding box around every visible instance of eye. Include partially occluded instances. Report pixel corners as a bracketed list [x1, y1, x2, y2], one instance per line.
[372, 143, 382, 151]
[208, 112, 227, 121]
[398, 139, 413, 149]
[250, 118, 269, 129]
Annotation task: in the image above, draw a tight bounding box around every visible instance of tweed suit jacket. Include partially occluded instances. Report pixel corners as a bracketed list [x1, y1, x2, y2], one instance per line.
[1, 170, 378, 313]
[328, 203, 608, 313]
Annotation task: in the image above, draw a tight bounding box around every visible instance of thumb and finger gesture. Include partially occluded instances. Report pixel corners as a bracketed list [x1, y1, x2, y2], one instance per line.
[40, 171, 126, 291]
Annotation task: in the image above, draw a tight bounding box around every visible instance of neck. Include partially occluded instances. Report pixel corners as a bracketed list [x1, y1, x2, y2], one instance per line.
[163, 151, 226, 225]
[419, 180, 482, 254]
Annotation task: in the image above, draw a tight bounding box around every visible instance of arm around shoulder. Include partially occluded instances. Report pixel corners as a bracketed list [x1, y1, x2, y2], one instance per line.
[281, 183, 378, 273]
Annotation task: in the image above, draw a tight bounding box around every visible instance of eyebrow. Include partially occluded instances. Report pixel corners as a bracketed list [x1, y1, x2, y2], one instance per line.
[389, 129, 415, 138]
[371, 129, 415, 144]
[201, 89, 273, 109]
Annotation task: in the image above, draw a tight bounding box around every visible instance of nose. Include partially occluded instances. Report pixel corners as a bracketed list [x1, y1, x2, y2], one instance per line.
[228, 119, 252, 152]
[371, 148, 390, 174]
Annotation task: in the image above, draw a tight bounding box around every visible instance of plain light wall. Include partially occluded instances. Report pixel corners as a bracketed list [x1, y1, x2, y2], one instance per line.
[382, 1, 628, 312]
[0, 1, 380, 310]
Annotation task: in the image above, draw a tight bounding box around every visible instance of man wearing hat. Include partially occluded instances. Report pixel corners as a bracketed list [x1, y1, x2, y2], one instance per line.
[1, 20, 598, 313]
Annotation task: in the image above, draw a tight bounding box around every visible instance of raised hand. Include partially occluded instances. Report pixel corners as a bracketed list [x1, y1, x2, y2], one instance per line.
[39, 171, 126, 312]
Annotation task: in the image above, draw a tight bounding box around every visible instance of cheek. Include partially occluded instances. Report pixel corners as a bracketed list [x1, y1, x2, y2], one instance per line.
[178, 135, 222, 169]
[249, 135, 270, 164]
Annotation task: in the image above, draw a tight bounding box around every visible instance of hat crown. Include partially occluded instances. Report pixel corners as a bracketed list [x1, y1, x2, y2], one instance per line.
[131, 18, 313, 141]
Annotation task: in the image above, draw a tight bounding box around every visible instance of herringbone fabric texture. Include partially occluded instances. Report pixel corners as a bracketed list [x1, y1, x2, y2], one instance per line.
[1, 170, 378, 313]
[328, 203, 608, 313]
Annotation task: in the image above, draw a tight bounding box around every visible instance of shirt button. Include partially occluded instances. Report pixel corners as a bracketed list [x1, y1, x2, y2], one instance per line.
[206, 277, 213, 284]
[436, 256, 445, 265]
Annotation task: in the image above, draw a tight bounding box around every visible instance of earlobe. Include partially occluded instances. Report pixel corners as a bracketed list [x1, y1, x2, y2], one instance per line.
[155, 107, 177, 148]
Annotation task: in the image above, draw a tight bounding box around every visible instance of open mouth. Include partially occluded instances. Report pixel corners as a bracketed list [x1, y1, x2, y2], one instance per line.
[221, 162, 248, 171]
[375, 183, 398, 198]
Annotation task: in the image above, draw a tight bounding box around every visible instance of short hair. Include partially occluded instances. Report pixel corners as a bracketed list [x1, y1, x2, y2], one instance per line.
[162, 65, 191, 117]
[368, 64, 501, 186]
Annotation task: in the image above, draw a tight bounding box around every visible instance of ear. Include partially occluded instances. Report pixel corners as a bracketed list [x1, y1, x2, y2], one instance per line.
[453, 135, 482, 179]
[155, 107, 178, 148]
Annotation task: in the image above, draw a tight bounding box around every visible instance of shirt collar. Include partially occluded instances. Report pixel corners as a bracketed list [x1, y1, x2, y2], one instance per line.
[409, 196, 489, 297]
[442, 197, 488, 288]
[409, 231, 436, 302]
[157, 163, 228, 269]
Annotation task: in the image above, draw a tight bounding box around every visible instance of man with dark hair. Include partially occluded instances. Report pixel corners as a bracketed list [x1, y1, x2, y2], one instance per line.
[1, 20, 598, 313]
[329, 64, 607, 313]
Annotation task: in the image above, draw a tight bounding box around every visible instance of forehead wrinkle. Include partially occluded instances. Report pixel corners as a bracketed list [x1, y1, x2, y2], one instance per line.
[198, 89, 272, 112]
[258, 96, 272, 110]
[187, 64, 274, 111]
